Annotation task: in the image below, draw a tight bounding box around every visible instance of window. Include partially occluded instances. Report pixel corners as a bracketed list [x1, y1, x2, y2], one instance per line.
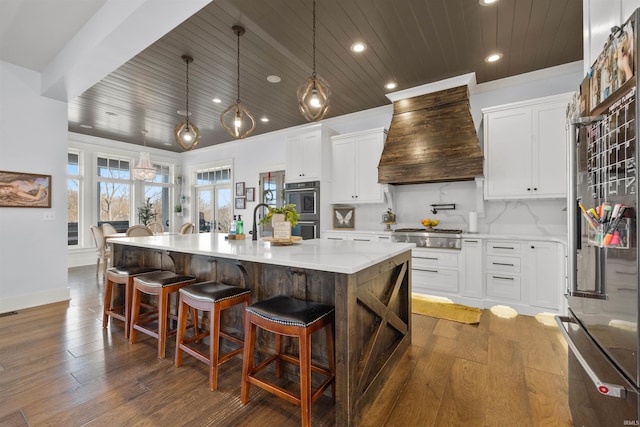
[97, 155, 131, 230]
[67, 152, 80, 246]
[144, 164, 171, 231]
[195, 165, 232, 233]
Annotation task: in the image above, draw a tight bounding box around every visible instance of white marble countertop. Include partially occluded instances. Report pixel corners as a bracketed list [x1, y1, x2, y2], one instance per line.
[322, 229, 567, 244]
[108, 233, 414, 275]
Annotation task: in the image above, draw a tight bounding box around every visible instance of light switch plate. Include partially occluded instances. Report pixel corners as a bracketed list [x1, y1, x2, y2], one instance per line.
[43, 212, 55, 220]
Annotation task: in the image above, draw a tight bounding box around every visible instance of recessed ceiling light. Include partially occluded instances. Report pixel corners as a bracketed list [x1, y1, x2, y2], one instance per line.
[260, 117, 269, 122]
[485, 52, 503, 63]
[105, 111, 118, 116]
[80, 124, 93, 129]
[267, 75, 281, 83]
[177, 110, 192, 116]
[212, 98, 221, 103]
[479, 0, 498, 5]
[350, 42, 367, 53]
[385, 82, 397, 90]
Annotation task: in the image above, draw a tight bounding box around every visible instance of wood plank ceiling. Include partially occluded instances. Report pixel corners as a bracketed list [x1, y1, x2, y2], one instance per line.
[68, 0, 582, 152]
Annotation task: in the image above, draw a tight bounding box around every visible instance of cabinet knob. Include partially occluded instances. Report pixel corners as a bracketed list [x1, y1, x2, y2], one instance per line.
[533, 188, 538, 191]
[527, 188, 531, 191]
[531, 245, 535, 249]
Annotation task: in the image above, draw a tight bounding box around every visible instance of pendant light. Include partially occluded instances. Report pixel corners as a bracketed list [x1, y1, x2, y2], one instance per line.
[297, 0, 331, 122]
[174, 55, 201, 151]
[132, 130, 157, 181]
[221, 25, 256, 139]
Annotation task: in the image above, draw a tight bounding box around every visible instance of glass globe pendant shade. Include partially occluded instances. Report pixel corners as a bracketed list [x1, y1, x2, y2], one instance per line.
[132, 152, 157, 181]
[220, 102, 256, 139]
[174, 119, 201, 151]
[297, 75, 331, 122]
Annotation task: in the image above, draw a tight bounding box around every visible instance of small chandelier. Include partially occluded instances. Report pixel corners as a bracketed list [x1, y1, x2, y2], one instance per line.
[174, 55, 201, 151]
[297, 0, 331, 122]
[221, 25, 256, 139]
[132, 130, 157, 181]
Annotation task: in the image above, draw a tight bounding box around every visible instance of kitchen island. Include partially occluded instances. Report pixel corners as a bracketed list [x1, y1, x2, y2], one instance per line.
[109, 233, 413, 426]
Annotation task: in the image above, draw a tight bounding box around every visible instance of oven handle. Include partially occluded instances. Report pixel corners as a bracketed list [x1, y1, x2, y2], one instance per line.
[555, 315, 627, 399]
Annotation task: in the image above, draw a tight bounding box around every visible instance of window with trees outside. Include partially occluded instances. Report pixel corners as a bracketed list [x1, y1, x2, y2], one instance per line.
[195, 166, 232, 233]
[97, 156, 131, 231]
[144, 164, 171, 231]
[68, 152, 80, 246]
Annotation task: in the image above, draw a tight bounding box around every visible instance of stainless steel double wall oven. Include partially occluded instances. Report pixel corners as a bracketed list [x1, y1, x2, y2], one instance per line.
[284, 181, 320, 239]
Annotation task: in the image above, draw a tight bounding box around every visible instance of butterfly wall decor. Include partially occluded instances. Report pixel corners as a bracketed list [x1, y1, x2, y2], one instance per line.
[333, 207, 355, 229]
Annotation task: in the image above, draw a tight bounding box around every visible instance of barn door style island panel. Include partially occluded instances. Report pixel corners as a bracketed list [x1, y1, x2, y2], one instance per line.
[109, 233, 413, 426]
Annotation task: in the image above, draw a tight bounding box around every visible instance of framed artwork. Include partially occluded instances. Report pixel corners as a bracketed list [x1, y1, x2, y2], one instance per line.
[235, 197, 246, 210]
[246, 187, 255, 202]
[235, 181, 245, 196]
[0, 170, 52, 208]
[333, 207, 355, 229]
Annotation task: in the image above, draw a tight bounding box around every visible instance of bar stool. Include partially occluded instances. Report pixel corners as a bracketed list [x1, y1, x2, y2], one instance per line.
[174, 281, 252, 390]
[103, 265, 160, 339]
[240, 295, 335, 427]
[129, 270, 197, 358]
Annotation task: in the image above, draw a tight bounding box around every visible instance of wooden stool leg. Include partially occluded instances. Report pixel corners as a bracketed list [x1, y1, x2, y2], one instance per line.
[102, 279, 114, 328]
[124, 277, 134, 339]
[158, 288, 169, 359]
[299, 329, 312, 427]
[209, 304, 221, 390]
[191, 307, 199, 337]
[174, 296, 189, 367]
[275, 333, 283, 378]
[241, 316, 256, 403]
[129, 286, 141, 343]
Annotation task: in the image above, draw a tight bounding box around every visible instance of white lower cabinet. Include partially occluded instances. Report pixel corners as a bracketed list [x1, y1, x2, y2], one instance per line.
[460, 238, 483, 300]
[525, 241, 561, 310]
[412, 248, 459, 295]
[486, 241, 522, 301]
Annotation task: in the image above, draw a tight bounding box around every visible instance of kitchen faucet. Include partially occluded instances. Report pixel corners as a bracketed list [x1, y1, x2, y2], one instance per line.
[252, 203, 269, 241]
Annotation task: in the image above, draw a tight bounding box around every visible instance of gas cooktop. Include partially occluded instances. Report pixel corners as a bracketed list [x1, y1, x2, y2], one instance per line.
[392, 228, 463, 249]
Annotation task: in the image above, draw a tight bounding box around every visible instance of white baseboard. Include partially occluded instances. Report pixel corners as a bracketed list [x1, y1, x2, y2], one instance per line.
[1, 286, 71, 313]
[68, 248, 96, 267]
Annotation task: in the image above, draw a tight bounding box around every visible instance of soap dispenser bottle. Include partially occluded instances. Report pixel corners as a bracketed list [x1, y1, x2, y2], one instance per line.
[230, 215, 237, 235]
[237, 215, 244, 234]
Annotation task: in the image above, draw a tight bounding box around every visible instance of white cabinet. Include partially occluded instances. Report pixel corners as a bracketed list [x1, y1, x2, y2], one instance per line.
[286, 124, 336, 183]
[524, 241, 561, 310]
[331, 128, 387, 203]
[483, 93, 572, 200]
[412, 248, 459, 295]
[460, 238, 483, 299]
[485, 241, 522, 301]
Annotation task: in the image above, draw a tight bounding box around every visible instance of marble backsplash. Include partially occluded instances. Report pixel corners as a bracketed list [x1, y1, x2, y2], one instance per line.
[335, 180, 568, 238]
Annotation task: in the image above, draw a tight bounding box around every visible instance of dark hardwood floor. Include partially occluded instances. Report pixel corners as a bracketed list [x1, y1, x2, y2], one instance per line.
[0, 266, 572, 426]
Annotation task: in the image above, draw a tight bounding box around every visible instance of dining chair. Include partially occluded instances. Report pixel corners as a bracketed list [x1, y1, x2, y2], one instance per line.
[179, 222, 195, 234]
[102, 222, 118, 235]
[148, 222, 164, 234]
[90, 225, 111, 277]
[126, 225, 153, 237]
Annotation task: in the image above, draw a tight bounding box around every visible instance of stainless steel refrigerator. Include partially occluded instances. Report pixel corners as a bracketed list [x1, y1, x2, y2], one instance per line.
[558, 9, 640, 427]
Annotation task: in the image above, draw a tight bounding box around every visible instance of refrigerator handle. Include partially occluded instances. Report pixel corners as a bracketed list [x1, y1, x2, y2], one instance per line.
[567, 121, 578, 295]
[555, 316, 627, 399]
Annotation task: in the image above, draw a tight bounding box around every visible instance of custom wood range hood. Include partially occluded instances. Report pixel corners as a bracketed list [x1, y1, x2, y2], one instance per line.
[378, 77, 484, 185]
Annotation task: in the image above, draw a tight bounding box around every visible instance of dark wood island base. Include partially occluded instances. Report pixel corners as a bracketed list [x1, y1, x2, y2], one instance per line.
[111, 238, 411, 426]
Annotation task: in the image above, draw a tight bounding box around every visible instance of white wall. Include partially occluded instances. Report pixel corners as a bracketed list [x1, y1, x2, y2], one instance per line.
[0, 61, 70, 312]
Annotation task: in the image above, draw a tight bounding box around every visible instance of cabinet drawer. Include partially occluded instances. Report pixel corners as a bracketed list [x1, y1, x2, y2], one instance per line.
[486, 273, 521, 300]
[412, 250, 458, 268]
[413, 268, 458, 293]
[487, 241, 521, 256]
[486, 255, 521, 273]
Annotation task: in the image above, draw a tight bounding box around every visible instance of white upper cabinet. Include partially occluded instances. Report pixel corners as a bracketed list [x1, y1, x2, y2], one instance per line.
[331, 128, 387, 204]
[483, 93, 572, 200]
[286, 124, 336, 183]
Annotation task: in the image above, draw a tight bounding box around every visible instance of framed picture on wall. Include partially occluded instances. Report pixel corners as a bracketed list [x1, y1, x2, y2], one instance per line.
[235, 182, 245, 196]
[333, 207, 355, 229]
[0, 170, 52, 208]
[235, 197, 246, 210]
[246, 187, 255, 202]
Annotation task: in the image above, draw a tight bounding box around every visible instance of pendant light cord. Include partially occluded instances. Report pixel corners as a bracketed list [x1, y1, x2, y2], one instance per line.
[236, 29, 241, 104]
[185, 58, 191, 126]
[312, 0, 317, 78]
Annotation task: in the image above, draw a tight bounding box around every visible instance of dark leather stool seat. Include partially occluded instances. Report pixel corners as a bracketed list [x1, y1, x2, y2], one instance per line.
[175, 281, 252, 390]
[241, 295, 335, 427]
[129, 270, 197, 358]
[103, 265, 159, 339]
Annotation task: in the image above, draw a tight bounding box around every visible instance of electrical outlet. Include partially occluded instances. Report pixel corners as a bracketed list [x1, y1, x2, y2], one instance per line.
[43, 212, 55, 220]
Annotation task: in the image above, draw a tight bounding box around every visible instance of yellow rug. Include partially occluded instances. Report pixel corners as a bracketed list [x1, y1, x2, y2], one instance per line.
[412, 294, 482, 324]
